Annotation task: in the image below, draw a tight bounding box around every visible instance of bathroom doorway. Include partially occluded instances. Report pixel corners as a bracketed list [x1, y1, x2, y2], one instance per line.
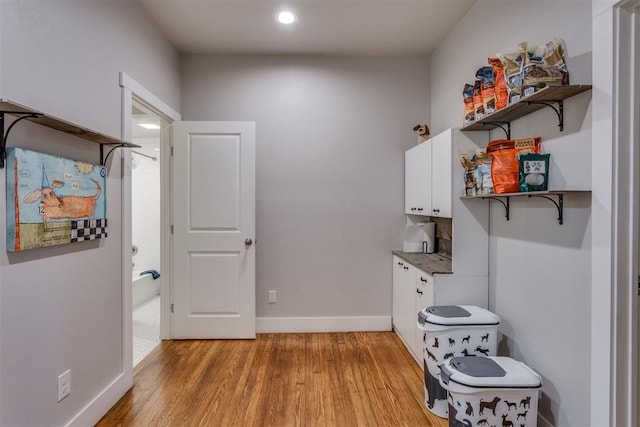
[131, 99, 167, 366]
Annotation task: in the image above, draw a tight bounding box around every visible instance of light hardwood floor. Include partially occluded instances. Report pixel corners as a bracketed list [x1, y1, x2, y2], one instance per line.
[98, 332, 448, 426]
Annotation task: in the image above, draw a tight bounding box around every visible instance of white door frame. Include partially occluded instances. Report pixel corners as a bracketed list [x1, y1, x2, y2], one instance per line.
[592, 1, 639, 425]
[119, 73, 181, 383]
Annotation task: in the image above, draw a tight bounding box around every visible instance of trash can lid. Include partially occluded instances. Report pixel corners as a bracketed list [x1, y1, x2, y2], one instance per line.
[418, 305, 500, 327]
[442, 356, 541, 389]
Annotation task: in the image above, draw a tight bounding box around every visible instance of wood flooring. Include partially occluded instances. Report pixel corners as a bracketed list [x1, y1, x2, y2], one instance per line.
[97, 332, 448, 427]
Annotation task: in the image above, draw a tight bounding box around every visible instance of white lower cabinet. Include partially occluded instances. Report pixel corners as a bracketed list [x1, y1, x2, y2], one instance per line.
[392, 255, 488, 365]
[392, 256, 415, 349]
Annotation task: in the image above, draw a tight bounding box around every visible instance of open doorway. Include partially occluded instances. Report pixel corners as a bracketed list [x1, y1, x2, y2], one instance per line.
[131, 99, 167, 366]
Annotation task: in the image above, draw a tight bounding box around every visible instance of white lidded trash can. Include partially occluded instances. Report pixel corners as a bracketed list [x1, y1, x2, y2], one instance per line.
[417, 305, 500, 418]
[439, 356, 542, 427]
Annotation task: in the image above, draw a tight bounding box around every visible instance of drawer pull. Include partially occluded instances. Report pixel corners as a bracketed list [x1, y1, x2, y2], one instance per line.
[420, 277, 428, 282]
[416, 289, 423, 295]
[403, 266, 409, 270]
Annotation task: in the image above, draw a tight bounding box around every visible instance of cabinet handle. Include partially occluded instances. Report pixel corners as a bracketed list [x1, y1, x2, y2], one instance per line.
[433, 208, 440, 213]
[411, 207, 417, 212]
[420, 277, 428, 282]
[397, 262, 403, 266]
[416, 289, 423, 295]
[417, 208, 423, 212]
[403, 266, 409, 270]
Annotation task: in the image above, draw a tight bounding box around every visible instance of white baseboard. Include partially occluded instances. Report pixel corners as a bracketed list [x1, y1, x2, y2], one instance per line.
[67, 372, 132, 427]
[256, 316, 392, 333]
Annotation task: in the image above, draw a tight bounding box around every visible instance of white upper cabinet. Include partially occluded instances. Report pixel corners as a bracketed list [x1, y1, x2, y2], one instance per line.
[430, 129, 453, 218]
[404, 129, 452, 217]
[404, 141, 432, 215]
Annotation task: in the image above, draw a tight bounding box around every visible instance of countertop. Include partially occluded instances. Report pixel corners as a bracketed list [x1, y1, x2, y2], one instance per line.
[392, 251, 453, 275]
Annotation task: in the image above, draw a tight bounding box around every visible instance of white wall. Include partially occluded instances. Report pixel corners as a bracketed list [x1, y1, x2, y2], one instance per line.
[430, 1, 592, 426]
[181, 55, 429, 327]
[0, 1, 180, 425]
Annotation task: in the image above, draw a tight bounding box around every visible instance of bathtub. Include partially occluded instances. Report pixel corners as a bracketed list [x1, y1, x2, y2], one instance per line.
[133, 270, 160, 309]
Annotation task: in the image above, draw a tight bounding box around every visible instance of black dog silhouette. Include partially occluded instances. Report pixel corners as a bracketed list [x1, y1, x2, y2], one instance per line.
[519, 396, 531, 409]
[465, 402, 474, 416]
[479, 396, 501, 416]
[481, 333, 490, 342]
[449, 337, 456, 347]
[462, 335, 471, 343]
[432, 337, 439, 348]
[517, 410, 528, 420]
[425, 348, 437, 361]
[504, 400, 517, 411]
[501, 414, 514, 427]
[475, 346, 490, 356]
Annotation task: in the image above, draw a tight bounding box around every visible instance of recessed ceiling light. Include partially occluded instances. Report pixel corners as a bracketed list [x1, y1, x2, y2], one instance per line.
[277, 10, 296, 25]
[138, 123, 160, 130]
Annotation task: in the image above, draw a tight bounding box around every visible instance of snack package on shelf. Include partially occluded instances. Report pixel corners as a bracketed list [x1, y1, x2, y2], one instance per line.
[496, 38, 570, 105]
[496, 50, 523, 104]
[475, 149, 494, 195]
[488, 57, 509, 111]
[459, 149, 478, 196]
[486, 137, 542, 194]
[476, 66, 497, 115]
[473, 79, 485, 121]
[519, 153, 550, 192]
[463, 84, 475, 125]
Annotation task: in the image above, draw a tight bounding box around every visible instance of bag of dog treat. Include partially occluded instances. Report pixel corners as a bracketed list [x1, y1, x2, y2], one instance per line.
[475, 149, 493, 195]
[489, 57, 508, 110]
[476, 66, 497, 115]
[463, 84, 475, 125]
[487, 137, 542, 194]
[522, 38, 569, 91]
[459, 149, 478, 196]
[473, 79, 485, 120]
[519, 153, 550, 192]
[497, 50, 523, 104]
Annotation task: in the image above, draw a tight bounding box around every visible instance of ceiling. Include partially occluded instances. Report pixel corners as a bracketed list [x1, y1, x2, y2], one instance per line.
[138, 0, 476, 56]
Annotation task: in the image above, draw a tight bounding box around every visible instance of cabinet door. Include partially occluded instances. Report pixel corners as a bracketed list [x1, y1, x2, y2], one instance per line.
[431, 130, 452, 217]
[414, 271, 435, 361]
[392, 256, 415, 347]
[405, 142, 432, 215]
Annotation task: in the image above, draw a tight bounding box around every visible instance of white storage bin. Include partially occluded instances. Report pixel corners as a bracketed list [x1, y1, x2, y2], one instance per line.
[440, 356, 542, 427]
[417, 305, 500, 418]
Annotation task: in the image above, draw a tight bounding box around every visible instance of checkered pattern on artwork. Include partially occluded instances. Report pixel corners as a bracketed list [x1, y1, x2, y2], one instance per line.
[70, 219, 108, 242]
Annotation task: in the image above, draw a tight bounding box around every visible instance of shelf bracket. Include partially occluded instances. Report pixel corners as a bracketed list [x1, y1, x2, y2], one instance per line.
[527, 100, 564, 131]
[101, 143, 127, 166]
[485, 122, 511, 139]
[0, 111, 43, 169]
[482, 195, 510, 220]
[527, 193, 564, 225]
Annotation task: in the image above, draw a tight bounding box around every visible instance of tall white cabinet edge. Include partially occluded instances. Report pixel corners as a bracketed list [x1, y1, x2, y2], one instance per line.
[395, 128, 490, 365]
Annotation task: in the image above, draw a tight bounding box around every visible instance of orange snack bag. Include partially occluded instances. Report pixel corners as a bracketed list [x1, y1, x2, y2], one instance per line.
[489, 57, 508, 110]
[486, 137, 542, 193]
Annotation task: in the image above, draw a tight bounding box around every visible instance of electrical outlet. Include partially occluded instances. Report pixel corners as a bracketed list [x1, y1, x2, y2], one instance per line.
[268, 290, 277, 304]
[58, 370, 71, 402]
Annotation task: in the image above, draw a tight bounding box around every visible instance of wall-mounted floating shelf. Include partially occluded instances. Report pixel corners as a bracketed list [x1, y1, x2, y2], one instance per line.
[461, 85, 592, 139]
[461, 190, 591, 225]
[0, 98, 139, 168]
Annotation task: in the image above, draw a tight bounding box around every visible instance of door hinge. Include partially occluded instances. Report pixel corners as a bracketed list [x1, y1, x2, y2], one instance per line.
[170, 146, 174, 156]
[170, 225, 174, 235]
[171, 303, 174, 313]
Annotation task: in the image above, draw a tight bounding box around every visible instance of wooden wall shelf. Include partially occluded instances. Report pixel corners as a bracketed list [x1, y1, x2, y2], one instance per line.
[0, 99, 138, 168]
[461, 190, 591, 225]
[461, 85, 592, 139]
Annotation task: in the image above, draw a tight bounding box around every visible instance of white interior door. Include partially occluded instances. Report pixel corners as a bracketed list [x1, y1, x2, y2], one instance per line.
[172, 121, 255, 339]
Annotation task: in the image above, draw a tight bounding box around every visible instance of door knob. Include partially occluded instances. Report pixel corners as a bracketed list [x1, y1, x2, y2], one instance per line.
[244, 238, 253, 246]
